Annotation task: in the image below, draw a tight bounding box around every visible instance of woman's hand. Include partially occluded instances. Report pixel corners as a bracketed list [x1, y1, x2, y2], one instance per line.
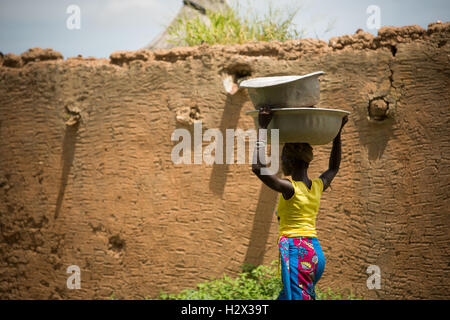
[335, 115, 348, 137]
[258, 106, 273, 129]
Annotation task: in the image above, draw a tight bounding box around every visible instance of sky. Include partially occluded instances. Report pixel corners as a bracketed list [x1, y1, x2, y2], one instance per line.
[0, 0, 449, 58]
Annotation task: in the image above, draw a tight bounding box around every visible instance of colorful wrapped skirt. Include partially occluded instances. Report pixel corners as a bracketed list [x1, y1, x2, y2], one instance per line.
[277, 236, 325, 300]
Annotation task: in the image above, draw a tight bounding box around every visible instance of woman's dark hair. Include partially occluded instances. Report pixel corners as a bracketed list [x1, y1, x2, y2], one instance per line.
[281, 143, 314, 176]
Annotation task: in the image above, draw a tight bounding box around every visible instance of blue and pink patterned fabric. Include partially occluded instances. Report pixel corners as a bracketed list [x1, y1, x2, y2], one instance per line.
[278, 236, 325, 300]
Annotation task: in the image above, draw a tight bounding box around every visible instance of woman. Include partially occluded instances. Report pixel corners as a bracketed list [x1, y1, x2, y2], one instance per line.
[251, 105, 348, 300]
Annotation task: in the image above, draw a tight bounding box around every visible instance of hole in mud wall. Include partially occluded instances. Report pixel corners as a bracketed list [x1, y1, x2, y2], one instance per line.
[108, 235, 125, 252]
[233, 68, 252, 82]
[368, 97, 389, 121]
[176, 105, 202, 126]
[224, 62, 252, 80]
[390, 45, 397, 57]
[189, 106, 201, 121]
[222, 63, 252, 95]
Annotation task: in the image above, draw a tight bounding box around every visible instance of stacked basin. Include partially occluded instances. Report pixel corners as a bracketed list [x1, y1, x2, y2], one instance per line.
[241, 72, 349, 145]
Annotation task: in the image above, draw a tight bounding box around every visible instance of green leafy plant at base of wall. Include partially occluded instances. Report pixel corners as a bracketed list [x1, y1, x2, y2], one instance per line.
[155, 261, 362, 300]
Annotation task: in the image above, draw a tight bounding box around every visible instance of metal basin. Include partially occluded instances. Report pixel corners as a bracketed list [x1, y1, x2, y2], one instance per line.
[239, 72, 324, 108]
[246, 107, 350, 145]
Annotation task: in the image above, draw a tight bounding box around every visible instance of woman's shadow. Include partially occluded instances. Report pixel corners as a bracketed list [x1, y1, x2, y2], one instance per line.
[208, 91, 278, 266]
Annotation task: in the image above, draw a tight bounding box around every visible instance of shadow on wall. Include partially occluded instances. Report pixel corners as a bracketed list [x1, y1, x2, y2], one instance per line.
[208, 90, 279, 266]
[243, 184, 278, 266]
[208, 91, 247, 197]
[54, 122, 79, 219]
[356, 99, 395, 160]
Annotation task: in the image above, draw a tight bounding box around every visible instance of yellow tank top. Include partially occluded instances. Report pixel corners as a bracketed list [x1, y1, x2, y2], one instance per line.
[276, 177, 323, 238]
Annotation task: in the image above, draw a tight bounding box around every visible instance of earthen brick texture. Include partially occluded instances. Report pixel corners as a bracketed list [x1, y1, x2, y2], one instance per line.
[0, 22, 449, 299]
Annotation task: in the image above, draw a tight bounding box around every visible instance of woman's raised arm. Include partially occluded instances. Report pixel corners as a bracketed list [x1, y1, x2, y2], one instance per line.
[320, 116, 348, 191]
[252, 106, 294, 199]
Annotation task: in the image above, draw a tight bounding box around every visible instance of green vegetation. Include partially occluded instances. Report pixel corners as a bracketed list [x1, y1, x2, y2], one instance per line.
[316, 287, 362, 300]
[158, 261, 362, 300]
[167, 1, 304, 46]
[159, 262, 281, 300]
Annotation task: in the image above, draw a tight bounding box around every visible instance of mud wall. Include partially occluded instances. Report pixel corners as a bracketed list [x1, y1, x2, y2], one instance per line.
[0, 22, 449, 299]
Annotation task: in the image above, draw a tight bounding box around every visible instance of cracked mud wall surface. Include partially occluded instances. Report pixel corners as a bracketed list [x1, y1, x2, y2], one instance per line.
[0, 23, 449, 299]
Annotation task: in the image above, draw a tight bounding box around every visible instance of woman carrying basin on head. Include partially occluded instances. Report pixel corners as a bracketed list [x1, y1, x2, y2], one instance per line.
[251, 105, 348, 300]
